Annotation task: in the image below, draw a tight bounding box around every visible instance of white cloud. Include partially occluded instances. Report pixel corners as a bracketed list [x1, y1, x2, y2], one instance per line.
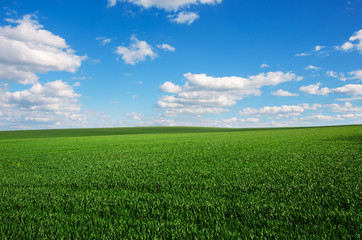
[116, 35, 157, 65]
[327, 71, 338, 78]
[337, 29, 362, 52]
[326, 102, 362, 113]
[349, 69, 362, 80]
[222, 117, 259, 124]
[332, 84, 362, 95]
[300, 83, 362, 96]
[336, 96, 362, 101]
[0, 15, 85, 84]
[314, 45, 325, 51]
[305, 65, 321, 70]
[337, 113, 362, 119]
[107, 0, 117, 7]
[109, 0, 222, 11]
[157, 43, 175, 52]
[96, 37, 112, 46]
[160, 81, 182, 93]
[301, 114, 343, 122]
[126, 112, 142, 120]
[300, 103, 322, 110]
[340, 41, 354, 51]
[157, 71, 302, 116]
[0, 80, 86, 129]
[141, 117, 176, 126]
[260, 64, 270, 68]
[271, 89, 299, 97]
[339, 73, 347, 82]
[239, 105, 305, 118]
[169, 11, 199, 25]
[299, 83, 331, 95]
[295, 52, 311, 57]
[327, 71, 346, 81]
[217, 102, 362, 126]
[72, 76, 92, 80]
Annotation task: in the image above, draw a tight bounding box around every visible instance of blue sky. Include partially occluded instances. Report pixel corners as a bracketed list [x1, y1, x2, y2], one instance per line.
[0, 0, 361, 130]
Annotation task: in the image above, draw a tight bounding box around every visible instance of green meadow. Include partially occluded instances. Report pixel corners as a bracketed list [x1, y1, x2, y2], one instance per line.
[0, 126, 361, 239]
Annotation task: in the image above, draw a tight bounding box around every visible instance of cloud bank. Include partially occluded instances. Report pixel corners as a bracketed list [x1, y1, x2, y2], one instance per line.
[157, 71, 302, 116]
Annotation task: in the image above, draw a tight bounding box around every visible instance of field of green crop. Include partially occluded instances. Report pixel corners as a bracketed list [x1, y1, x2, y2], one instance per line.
[0, 126, 361, 239]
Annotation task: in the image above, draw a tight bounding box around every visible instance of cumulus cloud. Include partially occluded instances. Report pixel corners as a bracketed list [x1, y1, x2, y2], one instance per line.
[169, 11, 199, 25]
[222, 117, 259, 124]
[116, 35, 157, 65]
[299, 83, 331, 95]
[239, 105, 305, 118]
[0, 80, 86, 129]
[337, 29, 362, 52]
[233, 102, 362, 125]
[108, 0, 222, 11]
[126, 112, 142, 120]
[300, 103, 322, 110]
[301, 114, 343, 122]
[160, 81, 182, 93]
[140, 116, 177, 126]
[300, 83, 362, 96]
[271, 89, 299, 97]
[336, 113, 362, 119]
[157, 43, 175, 52]
[157, 71, 302, 116]
[327, 102, 362, 113]
[305, 65, 321, 70]
[260, 64, 270, 68]
[332, 84, 362, 95]
[0, 15, 85, 84]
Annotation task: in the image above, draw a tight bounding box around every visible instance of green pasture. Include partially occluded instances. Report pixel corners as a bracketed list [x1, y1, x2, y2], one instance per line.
[0, 126, 361, 239]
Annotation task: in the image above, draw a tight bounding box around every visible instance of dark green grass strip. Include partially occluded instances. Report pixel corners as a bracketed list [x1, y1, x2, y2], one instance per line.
[0, 126, 361, 239]
[1, 125, 358, 140]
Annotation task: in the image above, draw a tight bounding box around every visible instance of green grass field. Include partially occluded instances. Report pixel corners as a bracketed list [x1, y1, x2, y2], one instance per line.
[0, 126, 361, 239]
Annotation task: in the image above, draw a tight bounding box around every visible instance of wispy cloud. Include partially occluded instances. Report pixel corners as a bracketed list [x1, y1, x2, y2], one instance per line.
[169, 11, 199, 25]
[157, 43, 175, 52]
[126, 112, 142, 120]
[295, 52, 312, 57]
[96, 37, 112, 46]
[305, 65, 321, 70]
[271, 89, 299, 97]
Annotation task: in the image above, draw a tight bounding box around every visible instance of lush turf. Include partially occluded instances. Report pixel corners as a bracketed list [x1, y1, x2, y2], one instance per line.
[0, 126, 361, 239]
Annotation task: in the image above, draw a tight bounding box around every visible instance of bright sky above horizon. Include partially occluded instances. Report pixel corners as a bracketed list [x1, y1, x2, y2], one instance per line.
[0, 0, 361, 130]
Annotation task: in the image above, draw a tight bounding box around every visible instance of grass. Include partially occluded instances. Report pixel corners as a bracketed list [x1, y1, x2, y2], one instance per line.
[0, 125, 361, 239]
